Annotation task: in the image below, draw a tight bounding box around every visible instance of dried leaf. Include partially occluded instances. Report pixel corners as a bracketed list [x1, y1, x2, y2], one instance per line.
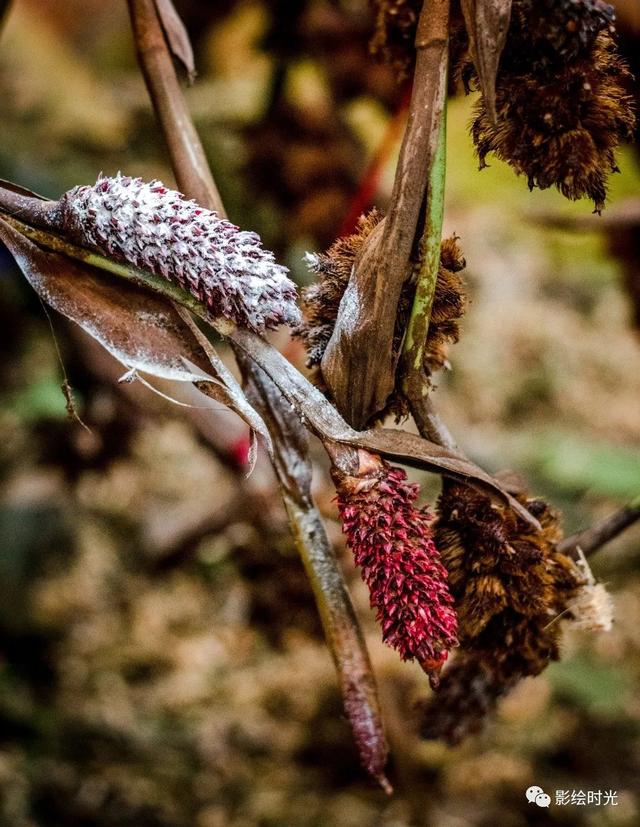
[0, 217, 211, 382]
[230, 327, 541, 529]
[154, 0, 196, 83]
[0, 217, 274, 455]
[172, 306, 274, 459]
[0, 178, 47, 200]
[461, 0, 512, 124]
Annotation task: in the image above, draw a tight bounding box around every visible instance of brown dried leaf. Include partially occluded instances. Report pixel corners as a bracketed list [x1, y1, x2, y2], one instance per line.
[230, 328, 541, 529]
[172, 306, 274, 459]
[0, 178, 47, 200]
[342, 429, 539, 529]
[0, 216, 212, 381]
[154, 0, 196, 83]
[461, 0, 512, 123]
[0, 217, 273, 452]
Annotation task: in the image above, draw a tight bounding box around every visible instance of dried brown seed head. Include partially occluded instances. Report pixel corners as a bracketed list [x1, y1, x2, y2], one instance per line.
[295, 213, 466, 422]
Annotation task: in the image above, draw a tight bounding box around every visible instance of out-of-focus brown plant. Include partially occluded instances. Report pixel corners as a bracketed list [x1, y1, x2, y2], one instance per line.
[0, 0, 638, 792]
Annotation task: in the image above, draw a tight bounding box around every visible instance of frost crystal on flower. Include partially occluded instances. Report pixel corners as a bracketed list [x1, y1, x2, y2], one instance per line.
[333, 457, 458, 684]
[59, 175, 300, 332]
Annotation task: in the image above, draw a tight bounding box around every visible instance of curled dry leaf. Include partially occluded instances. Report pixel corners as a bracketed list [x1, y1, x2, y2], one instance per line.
[230, 328, 540, 529]
[0, 216, 273, 455]
[460, 0, 513, 123]
[0, 216, 211, 382]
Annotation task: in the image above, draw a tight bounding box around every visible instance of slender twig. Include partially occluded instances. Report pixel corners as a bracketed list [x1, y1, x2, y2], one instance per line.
[416, 396, 458, 450]
[127, 0, 223, 212]
[558, 496, 640, 558]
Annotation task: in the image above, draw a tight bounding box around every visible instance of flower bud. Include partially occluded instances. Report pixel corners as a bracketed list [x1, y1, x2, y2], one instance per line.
[59, 175, 300, 332]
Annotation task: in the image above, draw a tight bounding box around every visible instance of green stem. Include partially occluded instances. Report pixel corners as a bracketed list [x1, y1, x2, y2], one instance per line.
[402, 100, 447, 373]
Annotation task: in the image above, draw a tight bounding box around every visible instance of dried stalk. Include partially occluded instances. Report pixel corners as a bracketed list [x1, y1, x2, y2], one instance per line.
[128, 0, 222, 211]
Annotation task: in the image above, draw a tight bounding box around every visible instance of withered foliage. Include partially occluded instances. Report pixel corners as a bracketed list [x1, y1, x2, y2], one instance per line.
[462, 0, 635, 211]
[296, 210, 383, 367]
[420, 481, 583, 743]
[294, 211, 466, 420]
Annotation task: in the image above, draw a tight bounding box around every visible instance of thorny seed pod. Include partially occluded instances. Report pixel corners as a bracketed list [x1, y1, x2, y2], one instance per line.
[507, 0, 616, 70]
[332, 452, 458, 686]
[55, 175, 300, 333]
[295, 210, 466, 422]
[420, 481, 600, 743]
[435, 482, 580, 657]
[461, 0, 635, 211]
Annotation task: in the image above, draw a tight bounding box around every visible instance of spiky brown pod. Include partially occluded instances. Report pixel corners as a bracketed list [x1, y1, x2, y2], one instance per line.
[332, 454, 458, 684]
[297, 211, 383, 367]
[508, 0, 616, 69]
[419, 482, 583, 742]
[295, 211, 466, 421]
[436, 483, 580, 660]
[462, 0, 635, 211]
[56, 175, 301, 332]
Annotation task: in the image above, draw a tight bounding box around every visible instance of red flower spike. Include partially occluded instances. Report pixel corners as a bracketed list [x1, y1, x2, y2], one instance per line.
[332, 454, 458, 685]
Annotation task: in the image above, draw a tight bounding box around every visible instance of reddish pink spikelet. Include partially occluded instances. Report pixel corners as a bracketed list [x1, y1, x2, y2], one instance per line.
[332, 456, 458, 683]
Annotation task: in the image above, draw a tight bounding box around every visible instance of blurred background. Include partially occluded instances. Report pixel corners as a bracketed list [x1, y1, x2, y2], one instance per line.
[0, 1, 639, 825]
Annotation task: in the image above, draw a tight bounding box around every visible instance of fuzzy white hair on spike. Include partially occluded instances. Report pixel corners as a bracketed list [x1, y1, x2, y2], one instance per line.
[567, 547, 614, 632]
[58, 174, 300, 333]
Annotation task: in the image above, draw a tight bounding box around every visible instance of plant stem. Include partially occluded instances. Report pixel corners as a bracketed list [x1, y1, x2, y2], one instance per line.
[128, 0, 223, 212]
[126, 0, 392, 788]
[402, 103, 447, 372]
[399, 68, 449, 443]
[559, 496, 640, 558]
